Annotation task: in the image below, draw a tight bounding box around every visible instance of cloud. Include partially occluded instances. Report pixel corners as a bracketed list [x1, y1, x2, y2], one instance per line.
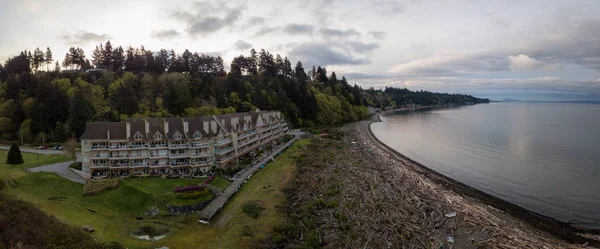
[369, 31, 388, 40]
[371, 0, 404, 15]
[507, 54, 558, 71]
[344, 41, 380, 53]
[388, 52, 509, 75]
[282, 24, 315, 35]
[150, 29, 181, 40]
[233, 40, 252, 51]
[319, 28, 360, 39]
[170, 1, 245, 37]
[247, 17, 265, 26]
[253, 26, 279, 37]
[289, 42, 370, 67]
[61, 31, 110, 45]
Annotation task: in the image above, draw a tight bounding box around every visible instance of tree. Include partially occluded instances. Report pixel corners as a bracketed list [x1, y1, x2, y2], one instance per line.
[65, 137, 78, 160]
[6, 142, 24, 164]
[102, 41, 113, 70]
[68, 89, 94, 139]
[45, 47, 53, 71]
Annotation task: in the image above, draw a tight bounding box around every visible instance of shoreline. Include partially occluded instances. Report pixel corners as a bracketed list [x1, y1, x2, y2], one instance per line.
[367, 106, 599, 246]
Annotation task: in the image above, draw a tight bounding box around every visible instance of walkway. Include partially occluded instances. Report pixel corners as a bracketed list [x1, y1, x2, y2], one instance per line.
[198, 134, 301, 222]
[27, 160, 86, 184]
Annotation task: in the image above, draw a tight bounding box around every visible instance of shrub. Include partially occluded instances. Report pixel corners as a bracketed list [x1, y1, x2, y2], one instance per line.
[6, 142, 23, 165]
[241, 200, 263, 218]
[175, 188, 211, 199]
[83, 179, 120, 196]
[69, 162, 82, 170]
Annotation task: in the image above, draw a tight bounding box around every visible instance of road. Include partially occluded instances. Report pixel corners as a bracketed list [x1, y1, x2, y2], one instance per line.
[0, 145, 67, 155]
[27, 160, 86, 184]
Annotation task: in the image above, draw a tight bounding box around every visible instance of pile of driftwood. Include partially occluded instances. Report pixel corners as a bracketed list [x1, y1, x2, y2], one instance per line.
[276, 119, 589, 249]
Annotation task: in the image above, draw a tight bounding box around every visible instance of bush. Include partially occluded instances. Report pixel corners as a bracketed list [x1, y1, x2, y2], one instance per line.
[241, 200, 263, 218]
[83, 179, 120, 196]
[175, 188, 211, 199]
[6, 142, 23, 165]
[69, 162, 82, 170]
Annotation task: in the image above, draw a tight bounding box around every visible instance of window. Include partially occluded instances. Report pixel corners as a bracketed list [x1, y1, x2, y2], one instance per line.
[153, 131, 163, 140]
[173, 131, 183, 140]
[133, 131, 143, 140]
[193, 131, 202, 140]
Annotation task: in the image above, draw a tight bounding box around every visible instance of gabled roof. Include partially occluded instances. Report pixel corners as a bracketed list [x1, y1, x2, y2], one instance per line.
[127, 118, 146, 141]
[80, 122, 109, 140]
[146, 118, 165, 139]
[164, 117, 186, 140]
[183, 116, 218, 139]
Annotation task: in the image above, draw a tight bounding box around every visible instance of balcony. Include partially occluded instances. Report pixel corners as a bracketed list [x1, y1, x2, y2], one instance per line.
[90, 145, 108, 150]
[215, 138, 232, 146]
[238, 131, 257, 139]
[189, 153, 211, 158]
[150, 162, 169, 167]
[149, 154, 168, 158]
[169, 143, 188, 148]
[128, 154, 147, 159]
[190, 142, 209, 148]
[169, 153, 189, 159]
[149, 144, 168, 149]
[170, 162, 190, 167]
[91, 164, 109, 168]
[214, 147, 234, 155]
[90, 154, 109, 159]
[239, 136, 259, 146]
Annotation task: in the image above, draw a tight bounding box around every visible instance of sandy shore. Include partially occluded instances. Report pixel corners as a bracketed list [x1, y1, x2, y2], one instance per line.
[359, 108, 599, 247]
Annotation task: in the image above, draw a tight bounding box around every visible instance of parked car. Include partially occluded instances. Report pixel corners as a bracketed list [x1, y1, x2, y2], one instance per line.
[58, 146, 64, 150]
[53, 146, 60, 150]
[38, 145, 48, 149]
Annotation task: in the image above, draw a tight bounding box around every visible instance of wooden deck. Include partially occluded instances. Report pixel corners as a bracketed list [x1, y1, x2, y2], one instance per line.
[198, 134, 300, 222]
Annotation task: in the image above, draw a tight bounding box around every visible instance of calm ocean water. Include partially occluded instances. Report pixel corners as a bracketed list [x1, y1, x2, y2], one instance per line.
[371, 102, 600, 229]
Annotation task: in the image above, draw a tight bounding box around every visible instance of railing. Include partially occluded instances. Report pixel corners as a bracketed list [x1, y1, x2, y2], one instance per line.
[215, 138, 232, 146]
[238, 131, 257, 139]
[171, 162, 190, 166]
[150, 163, 170, 167]
[190, 142, 209, 148]
[149, 144, 168, 148]
[90, 146, 108, 150]
[169, 153, 188, 158]
[189, 153, 211, 157]
[214, 147, 234, 155]
[149, 154, 168, 158]
[91, 164, 109, 167]
[169, 143, 188, 148]
[191, 161, 211, 166]
[239, 137, 259, 146]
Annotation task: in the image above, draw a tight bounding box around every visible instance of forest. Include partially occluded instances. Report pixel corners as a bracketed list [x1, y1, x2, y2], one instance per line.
[0, 41, 488, 143]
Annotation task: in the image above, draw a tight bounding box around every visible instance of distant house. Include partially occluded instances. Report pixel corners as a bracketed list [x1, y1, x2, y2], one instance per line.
[79, 110, 288, 177]
[85, 68, 107, 73]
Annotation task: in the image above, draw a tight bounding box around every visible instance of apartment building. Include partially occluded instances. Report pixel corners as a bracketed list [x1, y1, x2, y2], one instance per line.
[79, 110, 288, 177]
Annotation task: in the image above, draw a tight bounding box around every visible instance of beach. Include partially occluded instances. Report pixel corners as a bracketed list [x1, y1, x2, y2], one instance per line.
[349, 109, 599, 247]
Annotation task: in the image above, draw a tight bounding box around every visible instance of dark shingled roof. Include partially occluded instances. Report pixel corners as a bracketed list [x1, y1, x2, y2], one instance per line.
[183, 116, 217, 139]
[250, 111, 263, 127]
[146, 118, 165, 139]
[108, 122, 127, 140]
[164, 117, 186, 140]
[127, 118, 146, 140]
[219, 113, 243, 133]
[80, 122, 109, 140]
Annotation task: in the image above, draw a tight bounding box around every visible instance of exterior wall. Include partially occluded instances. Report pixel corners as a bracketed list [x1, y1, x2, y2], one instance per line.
[83, 111, 289, 177]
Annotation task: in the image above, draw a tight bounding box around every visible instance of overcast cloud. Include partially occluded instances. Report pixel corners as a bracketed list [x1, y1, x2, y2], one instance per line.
[1, 0, 599, 100]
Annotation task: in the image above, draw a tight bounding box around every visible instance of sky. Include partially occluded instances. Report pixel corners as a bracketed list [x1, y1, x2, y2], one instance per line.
[1, 0, 599, 101]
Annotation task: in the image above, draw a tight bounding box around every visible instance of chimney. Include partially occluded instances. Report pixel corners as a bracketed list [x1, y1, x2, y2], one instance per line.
[255, 108, 260, 113]
[126, 122, 131, 139]
[164, 121, 169, 135]
[211, 121, 217, 134]
[183, 121, 189, 133]
[203, 121, 209, 134]
[144, 120, 149, 135]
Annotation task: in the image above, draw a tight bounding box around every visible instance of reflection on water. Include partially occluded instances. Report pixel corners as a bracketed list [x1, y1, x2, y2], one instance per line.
[371, 102, 600, 229]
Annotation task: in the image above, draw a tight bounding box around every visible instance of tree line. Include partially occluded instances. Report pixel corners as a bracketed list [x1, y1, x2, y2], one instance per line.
[0, 41, 488, 143]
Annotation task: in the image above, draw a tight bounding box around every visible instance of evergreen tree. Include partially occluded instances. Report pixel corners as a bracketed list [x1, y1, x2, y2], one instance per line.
[68, 90, 94, 139]
[45, 47, 53, 71]
[6, 142, 24, 165]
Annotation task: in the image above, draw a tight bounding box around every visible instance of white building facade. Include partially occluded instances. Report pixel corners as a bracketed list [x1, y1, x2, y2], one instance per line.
[80, 110, 288, 177]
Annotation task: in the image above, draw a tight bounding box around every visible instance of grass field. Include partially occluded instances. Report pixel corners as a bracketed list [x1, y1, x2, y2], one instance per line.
[1, 138, 308, 249]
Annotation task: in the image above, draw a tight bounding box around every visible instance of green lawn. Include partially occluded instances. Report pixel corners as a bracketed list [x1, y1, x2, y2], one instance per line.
[1, 139, 309, 249]
[0, 151, 71, 179]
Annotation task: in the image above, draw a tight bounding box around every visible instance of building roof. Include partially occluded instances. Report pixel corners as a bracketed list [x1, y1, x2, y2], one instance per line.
[108, 122, 127, 140]
[164, 117, 186, 140]
[146, 118, 165, 140]
[80, 122, 109, 140]
[127, 118, 146, 140]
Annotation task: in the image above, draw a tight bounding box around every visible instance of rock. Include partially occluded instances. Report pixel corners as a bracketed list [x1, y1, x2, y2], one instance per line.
[83, 225, 95, 232]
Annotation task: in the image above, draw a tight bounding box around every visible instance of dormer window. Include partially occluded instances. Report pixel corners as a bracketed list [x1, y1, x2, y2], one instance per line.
[133, 131, 143, 140]
[193, 131, 202, 140]
[173, 131, 183, 140]
[153, 131, 163, 140]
